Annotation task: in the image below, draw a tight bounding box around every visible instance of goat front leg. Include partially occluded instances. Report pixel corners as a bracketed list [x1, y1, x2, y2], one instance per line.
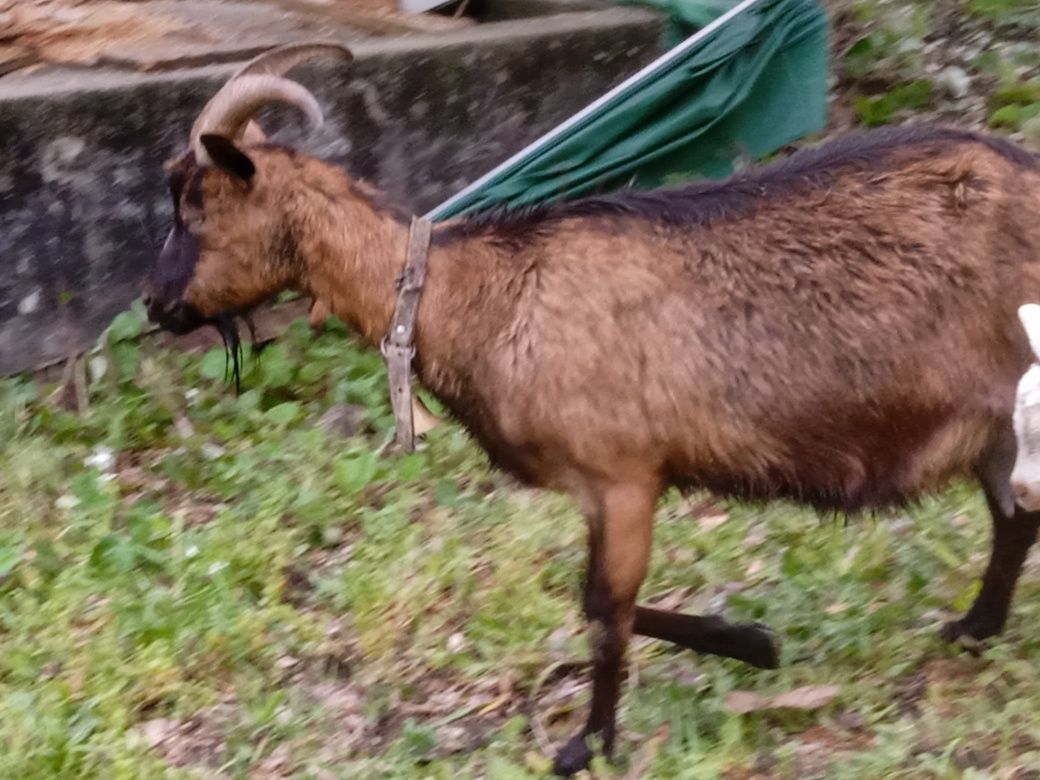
[553, 480, 657, 777]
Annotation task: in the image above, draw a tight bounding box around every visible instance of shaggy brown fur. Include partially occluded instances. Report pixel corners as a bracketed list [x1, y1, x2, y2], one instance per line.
[146, 123, 1040, 775]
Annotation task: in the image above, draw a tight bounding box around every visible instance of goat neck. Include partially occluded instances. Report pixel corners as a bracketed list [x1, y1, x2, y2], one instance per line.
[291, 162, 511, 391]
[293, 175, 411, 346]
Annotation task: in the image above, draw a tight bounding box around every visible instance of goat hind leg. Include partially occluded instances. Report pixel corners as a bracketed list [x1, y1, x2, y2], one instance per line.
[634, 606, 779, 669]
[942, 438, 1040, 644]
[553, 480, 657, 777]
[940, 498, 1040, 644]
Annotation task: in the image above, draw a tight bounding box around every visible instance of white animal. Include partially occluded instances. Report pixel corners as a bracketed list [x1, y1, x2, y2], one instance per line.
[1010, 304, 1040, 511]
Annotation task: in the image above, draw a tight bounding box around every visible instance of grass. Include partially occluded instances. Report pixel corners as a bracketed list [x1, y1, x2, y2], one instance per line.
[833, 0, 1040, 135]
[5, 307, 1040, 779]
[967, 0, 1040, 30]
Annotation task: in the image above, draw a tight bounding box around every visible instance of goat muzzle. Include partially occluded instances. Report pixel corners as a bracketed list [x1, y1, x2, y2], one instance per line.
[144, 295, 208, 335]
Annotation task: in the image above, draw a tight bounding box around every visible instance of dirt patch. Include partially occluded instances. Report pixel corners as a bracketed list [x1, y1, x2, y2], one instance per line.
[726, 723, 877, 780]
[136, 664, 531, 775]
[139, 695, 239, 777]
[133, 647, 599, 777]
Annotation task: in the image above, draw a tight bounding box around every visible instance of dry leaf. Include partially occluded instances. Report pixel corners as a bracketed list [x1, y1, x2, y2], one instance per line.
[770, 685, 840, 710]
[745, 558, 765, 577]
[412, 394, 442, 436]
[646, 587, 693, 613]
[446, 632, 467, 653]
[697, 512, 728, 531]
[743, 527, 766, 549]
[308, 296, 331, 329]
[173, 415, 195, 439]
[140, 717, 176, 748]
[624, 724, 670, 779]
[725, 690, 767, 714]
[726, 685, 840, 714]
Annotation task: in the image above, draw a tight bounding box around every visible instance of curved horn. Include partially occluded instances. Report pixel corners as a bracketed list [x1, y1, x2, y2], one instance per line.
[188, 42, 353, 164]
[190, 75, 321, 163]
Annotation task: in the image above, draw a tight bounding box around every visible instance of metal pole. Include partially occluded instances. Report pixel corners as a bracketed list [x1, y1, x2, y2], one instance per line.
[423, 0, 766, 221]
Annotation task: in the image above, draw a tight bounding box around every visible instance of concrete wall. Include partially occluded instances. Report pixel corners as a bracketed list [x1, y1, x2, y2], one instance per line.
[0, 5, 663, 375]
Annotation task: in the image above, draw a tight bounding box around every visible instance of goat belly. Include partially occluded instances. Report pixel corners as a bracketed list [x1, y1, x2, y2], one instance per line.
[672, 403, 990, 514]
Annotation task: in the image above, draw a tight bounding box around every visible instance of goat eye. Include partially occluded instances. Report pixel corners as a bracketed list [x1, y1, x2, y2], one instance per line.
[182, 209, 206, 231]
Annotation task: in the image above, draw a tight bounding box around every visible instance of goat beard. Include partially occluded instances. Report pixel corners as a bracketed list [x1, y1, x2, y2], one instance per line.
[213, 311, 261, 394]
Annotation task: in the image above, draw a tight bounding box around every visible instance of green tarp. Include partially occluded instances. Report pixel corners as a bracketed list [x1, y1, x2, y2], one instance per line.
[426, 0, 828, 221]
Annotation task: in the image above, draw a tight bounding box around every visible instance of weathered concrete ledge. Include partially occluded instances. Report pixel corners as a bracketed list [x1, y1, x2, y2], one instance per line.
[0, 4, 663, 375]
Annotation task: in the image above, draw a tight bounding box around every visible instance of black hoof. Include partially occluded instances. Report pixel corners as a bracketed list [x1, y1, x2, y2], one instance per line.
[736, 622, 781, 669]
[553, 733, 595, 776]
[938, 617, 1000, 654]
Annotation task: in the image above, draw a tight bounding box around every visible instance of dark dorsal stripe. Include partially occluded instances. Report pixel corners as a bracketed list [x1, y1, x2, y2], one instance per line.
[438, 124, 1038, 246]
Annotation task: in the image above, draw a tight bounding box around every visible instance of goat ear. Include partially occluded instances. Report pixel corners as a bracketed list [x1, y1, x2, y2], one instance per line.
[240, 120, 268, 146]
[199, 134, 256, 182]
[1018, 304, 1040, 362]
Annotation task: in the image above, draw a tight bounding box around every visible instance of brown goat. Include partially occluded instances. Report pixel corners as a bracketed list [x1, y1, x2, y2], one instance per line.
[144, 44, 1040, 774]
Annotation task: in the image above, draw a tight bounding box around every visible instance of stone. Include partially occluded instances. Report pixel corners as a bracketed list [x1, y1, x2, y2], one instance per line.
[935, 65, 971, 99]
[318, 403, 368, 438]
